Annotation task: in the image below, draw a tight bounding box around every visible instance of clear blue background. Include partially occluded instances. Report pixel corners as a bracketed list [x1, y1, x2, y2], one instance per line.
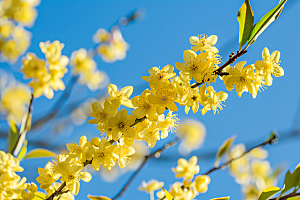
[1, 0, 300, 199]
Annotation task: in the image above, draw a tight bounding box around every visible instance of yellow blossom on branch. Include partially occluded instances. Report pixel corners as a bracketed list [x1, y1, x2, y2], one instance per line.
[255, 47, 283, 86]
[189, 34, 219, 53]
[148, 82, 178, 115]
[172, 156, 199, 180]
[108, 108, 136, 141]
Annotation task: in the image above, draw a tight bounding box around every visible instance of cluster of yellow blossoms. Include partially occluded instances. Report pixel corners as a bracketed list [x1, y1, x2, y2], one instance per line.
[0, 0, 39, 62]
[70, 48, 107, 91]
[93, 27, 129, 63]
[228, 144, 279, 200]
[0, 149, 75, 200]
[0, 150, 51, 200]
[0, 83, 30, 123]
[21, 40, 69, 99]
[139, 156, 211, 200]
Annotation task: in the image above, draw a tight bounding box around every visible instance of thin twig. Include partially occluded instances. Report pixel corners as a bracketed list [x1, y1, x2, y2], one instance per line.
[11, 94, 34, 155]
[46, 182, 67, 200]
[203, 134, 278, 175]
[111, 136, 181, 200]
[31, 76, 78, 130]
[269, 192, 300, 200]
[191, 47, 248, 89]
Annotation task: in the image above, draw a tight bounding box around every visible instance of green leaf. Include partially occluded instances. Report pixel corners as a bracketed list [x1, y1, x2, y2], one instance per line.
[237, 0, 254, 49]
[87, 195, 111, 200]
[210, 197, 230, 200]
[23, 149, 57, 159]
[8, 119, 19, 153]
[248, 0, 287, 45]
[162, 188, 174, 200]
[215, 135, 236, 167]
[17, 139, 27, 160]
[287, 197, 300, 200]
[280, 167, 300, 196]
[258, 186, 281, 200]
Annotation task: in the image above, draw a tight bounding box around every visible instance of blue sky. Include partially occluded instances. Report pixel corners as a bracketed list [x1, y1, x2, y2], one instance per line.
[1, 0, 300, 199]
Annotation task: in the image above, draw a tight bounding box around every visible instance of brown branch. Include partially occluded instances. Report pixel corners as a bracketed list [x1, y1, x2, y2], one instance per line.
[130, 116, 147, 127]
[191, 47, 248, 89]
[11, 94, 34, 155]
[46, 182, 67, 200]
[269, 192, 300, 200]
[111, 136, 181, 200]
[203, 134, 278, 175]
[31, 76, 78, 131]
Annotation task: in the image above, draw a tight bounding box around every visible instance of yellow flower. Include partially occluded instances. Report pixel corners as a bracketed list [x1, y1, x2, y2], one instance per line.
[70, 48, 106, 90]
[21, 182, 37, 200]
[139, 120, 161, 148]
[251, 160, 270, 179]
[0, 26, 31, 62]
[36, 161, 61, 189]
[0, 18, 14, 38]
[189, 34, 219, 53]
[40, 40, 66, 64]
[148, 82, 178, 115]
[89, 139, 119, 171]
[70, 48, 96, 75]
[255, 47, 283, 86]
[93, 28, 110, 43]
[176, 119, 206, 155]
[108, 109, 136, 141]
[132, 89, 158, 121]
[0, 83, 31, 124]
[97, 28, 129, 63]
[142, 65, 176, 86]
[173, 78, 201, 114]
[88, 99, 113, 128]
[165, 182, 197, 200]
[112, 143, 135, 168]
[138, 179, 164, 193]
[175, 50, 216, 83]
[66, 135, 92, 162]
[57, 158, 92, 195]
[21, 53, 48, 79]
[201, 85, 228, 115]
[157, 111, 179, 139]
[172, 156, 199, 180]
[224, 61, 256, 98]
[0, 151, 24, 180]
[107, 83, 134, 112]
[45, 182, 75, 200]
[28, 76, 53, 99]
[195, 175, 211, 193]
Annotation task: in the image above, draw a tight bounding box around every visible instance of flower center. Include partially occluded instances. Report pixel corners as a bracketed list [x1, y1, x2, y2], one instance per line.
[143, 103, 151, 110]
[118, 121, 126, 129]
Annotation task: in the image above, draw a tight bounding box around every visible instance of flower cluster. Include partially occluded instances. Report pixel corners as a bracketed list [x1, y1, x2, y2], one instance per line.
[139, 156, 211, 200]
[70, 48, 108, 90]
[0, 0, 40, 62]
[93, 27, 129, 63]
[0, 150, 28, 199]
[0, 83, 31, 123]
[36, 137, 93, 196]
[228, 144, 280, 200]
[223, 47, 283, 98]
[21, 40, 69, 99]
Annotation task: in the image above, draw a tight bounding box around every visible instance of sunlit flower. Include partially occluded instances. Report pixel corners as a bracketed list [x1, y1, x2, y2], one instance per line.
[189, 34, 219, 53]
[138, 179, 164, 193]
[255, 47, 283, 86]
[0, 83, 31, 123]
[172, 156, 199, 180]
